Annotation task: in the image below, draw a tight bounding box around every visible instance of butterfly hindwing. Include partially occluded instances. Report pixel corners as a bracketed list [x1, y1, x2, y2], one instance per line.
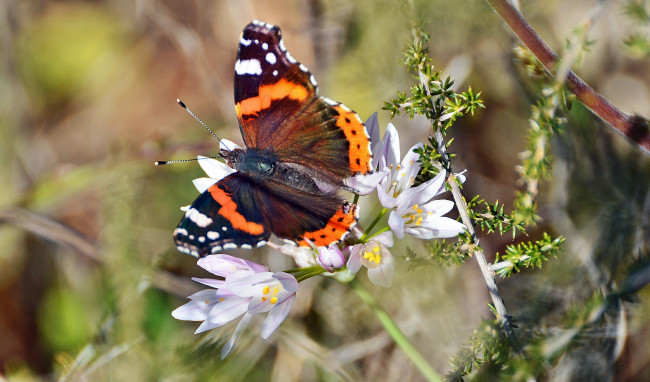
[174, 173, 271, 257]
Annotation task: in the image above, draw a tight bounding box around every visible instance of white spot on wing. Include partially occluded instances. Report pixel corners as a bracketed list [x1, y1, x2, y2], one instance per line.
[174, 228, 189, 236]
[262, 42, 268, 50]
[273, 70, 278, 76]
[265, 52, 277, 65]
[309, 75, 317, 87]
[185, 208, 213, 227]
[207, 231, 220, 240]
[222, 226, 228, 231]
[241, 244, 252, 249]
[198, 236, 205, 243]
[279, 39, 287, 52]
[240, 37, 252, 46]
[223, 243, 237, 250]
[286, 52, 297, 64]
[257, 241, 267, 247]
[235, 59, 262, 75]
[322, 97, 338, 106]
[299, 64, 309, 72]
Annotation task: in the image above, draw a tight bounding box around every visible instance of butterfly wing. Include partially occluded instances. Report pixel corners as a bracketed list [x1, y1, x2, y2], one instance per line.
[174, 173, 271, 258]
[234, 21, 372, 187]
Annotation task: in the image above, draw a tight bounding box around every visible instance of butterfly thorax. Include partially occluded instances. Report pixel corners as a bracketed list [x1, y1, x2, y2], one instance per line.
[226, 148, 277, 182]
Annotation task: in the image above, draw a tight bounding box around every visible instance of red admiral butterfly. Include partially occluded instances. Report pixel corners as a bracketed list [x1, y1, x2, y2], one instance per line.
[174, 20, 372, 258]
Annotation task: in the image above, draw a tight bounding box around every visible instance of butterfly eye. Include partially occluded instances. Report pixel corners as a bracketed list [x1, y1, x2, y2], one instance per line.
[258, 161, 274, 174]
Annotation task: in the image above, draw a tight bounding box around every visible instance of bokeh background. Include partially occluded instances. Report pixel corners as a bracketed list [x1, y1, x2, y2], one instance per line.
[1, 0, 649, 380]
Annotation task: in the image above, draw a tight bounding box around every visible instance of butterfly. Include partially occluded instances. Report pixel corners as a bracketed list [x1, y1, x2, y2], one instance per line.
[174, 20, 372, 258]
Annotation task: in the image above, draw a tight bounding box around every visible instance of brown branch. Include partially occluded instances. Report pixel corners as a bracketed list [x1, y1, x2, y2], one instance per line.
[486, 0, 650, 153]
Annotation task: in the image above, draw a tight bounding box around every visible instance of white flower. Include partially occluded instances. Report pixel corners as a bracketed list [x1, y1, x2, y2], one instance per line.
[171, 254, 297, 358]
[347, 231, 395, 288]
[373, 121, 423, 209]
[191, 139, 241, 193]
[387, 169, 465, 239]
[318, 245, 346, 272]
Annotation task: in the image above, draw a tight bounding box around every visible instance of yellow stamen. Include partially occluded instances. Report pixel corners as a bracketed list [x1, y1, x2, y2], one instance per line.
[270, 297, 278, 304]
[263, 285, 270, 295]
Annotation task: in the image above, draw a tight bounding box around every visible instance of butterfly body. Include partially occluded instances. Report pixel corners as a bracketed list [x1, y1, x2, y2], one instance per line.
[174, 20, 371, 258]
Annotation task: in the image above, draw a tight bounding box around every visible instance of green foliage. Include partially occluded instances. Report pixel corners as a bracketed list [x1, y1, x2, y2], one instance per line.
[383, 28, 484, 184]
[493, 233, 565, 278]
[445, 319, 514, 381]
[467, 196, 526, 238]
[401, 234, 473, 269]
[623, 1, 650, 56]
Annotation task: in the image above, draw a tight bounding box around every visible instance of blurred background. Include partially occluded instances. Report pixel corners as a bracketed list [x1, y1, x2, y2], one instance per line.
[0, 0, 649, 380]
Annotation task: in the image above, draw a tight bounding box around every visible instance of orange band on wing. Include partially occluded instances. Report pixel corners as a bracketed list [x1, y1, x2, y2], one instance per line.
[298, 204, 357, 247]
[236, 79, 309, 118]
[333, 105, 372, 174]
[209, 185, 266, 235]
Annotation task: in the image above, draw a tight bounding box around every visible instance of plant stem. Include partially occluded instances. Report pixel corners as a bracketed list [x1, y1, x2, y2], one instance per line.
[366, 226, 391, 241]
[417, 67, 520, 349]
[485, 0, 650, 153]
[360, 207, 388, 242]
[350, 279, 442, 382]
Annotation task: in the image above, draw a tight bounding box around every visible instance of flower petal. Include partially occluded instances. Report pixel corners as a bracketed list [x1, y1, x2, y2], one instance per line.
[372, 231, 394, 248]
[172, 296, 214, 322]
[347, 244, 363, 273]
[388, 211, 406, 239]
[366, 112, 380, 156]
[272, 272, 299, 292]
[344, 171, 388, 195]
[421, 199, 455, 217]
[195, 320, 221, 334]
[260, 294, 296, 339]
[318, 246, 346, 272]
[206, 296, 249, 326]
[367, 250, 395, 288]
[193, 177, 218, 193]
[382, 123, 401, 168]
[198, 254, 268, 277]
[191, 277, 225, 289]
[219, 139, 242, 151]
[197, 156, 235, 181]
[396, 170, 446, 207]
[411, 216, 465, 239]
[221, 313, 253, 359]
[377, 182, 398, 209]
[226, 272, 276, 297]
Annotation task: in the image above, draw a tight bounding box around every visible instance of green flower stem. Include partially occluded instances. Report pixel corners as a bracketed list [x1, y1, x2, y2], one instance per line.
[360, 207, 388, 242]
[296, 267, 326, 282]
[365, 226, 391, 241]
[285, 266, 326, 282]
[350, 279, 442, 382]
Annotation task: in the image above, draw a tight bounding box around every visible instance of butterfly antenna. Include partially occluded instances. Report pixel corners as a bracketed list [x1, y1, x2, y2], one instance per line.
[176, 98, 231, 150]
[155, 156, 220, 166]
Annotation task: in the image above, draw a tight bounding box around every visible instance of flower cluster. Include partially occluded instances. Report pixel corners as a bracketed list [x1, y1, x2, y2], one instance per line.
[172, 114, 465, 357]
[172, 254, 297, 358]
